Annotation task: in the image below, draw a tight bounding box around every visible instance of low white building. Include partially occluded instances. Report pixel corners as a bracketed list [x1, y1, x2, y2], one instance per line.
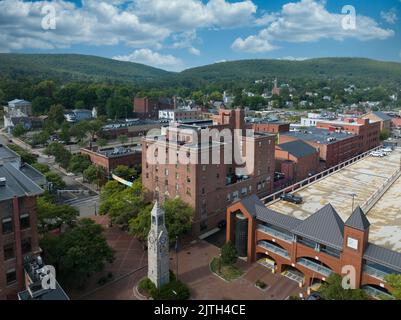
[158, 109, 202, 122]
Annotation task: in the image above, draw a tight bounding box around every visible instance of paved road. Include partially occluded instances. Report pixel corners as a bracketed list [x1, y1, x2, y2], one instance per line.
[1, 131, 100, 217]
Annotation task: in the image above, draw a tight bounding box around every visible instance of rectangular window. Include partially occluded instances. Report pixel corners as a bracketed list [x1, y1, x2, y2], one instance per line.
[20, 214, 30, 230]
[6, 269, 17, 286]
[21, 238, 32, 255]
[2, 217, 13, 234]
[3, 243, 15, 261]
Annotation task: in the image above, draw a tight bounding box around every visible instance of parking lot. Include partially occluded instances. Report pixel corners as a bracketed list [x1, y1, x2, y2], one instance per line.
[268, 147, 401, 254]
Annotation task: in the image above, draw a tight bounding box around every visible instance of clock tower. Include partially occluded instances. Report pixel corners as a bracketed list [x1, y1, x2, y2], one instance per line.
[147, 200, 170, 288]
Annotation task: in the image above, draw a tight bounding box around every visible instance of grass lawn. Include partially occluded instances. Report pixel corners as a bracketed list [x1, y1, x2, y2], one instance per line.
[210, 257, 244, 282]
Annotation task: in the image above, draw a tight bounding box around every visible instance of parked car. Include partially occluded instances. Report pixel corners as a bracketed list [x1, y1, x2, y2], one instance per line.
[280, 193, 303, 204]
[306, 292, 324, 300]
[218, 220, 227, 229]
[370, 151, 385, 157]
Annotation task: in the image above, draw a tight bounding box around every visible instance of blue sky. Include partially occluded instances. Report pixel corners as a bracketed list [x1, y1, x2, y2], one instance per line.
[1, 0, 400, 71]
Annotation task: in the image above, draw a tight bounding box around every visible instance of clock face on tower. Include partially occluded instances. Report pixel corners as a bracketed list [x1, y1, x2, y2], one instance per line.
[148, 230, 156, 244]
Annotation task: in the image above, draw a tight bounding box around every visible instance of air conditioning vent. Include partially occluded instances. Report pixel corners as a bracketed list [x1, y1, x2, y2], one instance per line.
[0, 177, 6, 187]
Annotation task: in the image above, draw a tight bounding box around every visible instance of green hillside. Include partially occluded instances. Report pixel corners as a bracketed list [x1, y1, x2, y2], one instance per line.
[1, 54, 401, 87]
[0, 53, 171, 83]
[180, 58, 401, 86]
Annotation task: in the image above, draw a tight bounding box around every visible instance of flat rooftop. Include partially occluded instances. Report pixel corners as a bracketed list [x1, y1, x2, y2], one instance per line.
[0, 162, 44, 202]
[267, 148, 401, 253]
[0, 144, 19, 160]
[283, 127, 355, 145]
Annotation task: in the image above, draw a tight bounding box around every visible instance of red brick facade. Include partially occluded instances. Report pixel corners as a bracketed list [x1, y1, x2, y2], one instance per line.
[252, 122, 290, 134]
[80, 147, 142, 173]
[226, 201, 394, 293]
[142, 109, 276, 236]
[275, 146, 320, 182]
[133, 97, 174, 119]
[0, 196, 40, 300]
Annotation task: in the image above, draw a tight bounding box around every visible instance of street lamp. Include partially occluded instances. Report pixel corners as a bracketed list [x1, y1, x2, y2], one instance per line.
[350, 193, 357, 213]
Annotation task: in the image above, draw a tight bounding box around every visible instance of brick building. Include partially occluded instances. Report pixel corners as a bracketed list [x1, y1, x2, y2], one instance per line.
[361, 112, 392, 132]
[280, 118, 380, 169]
[0, 161, 43, 299]
[133, 97, 174, 119]
[252, 122, 290, 134]
[142, 109, 276, 235]
[98, 120, 160, 140]
[80, 146, 142, 174]
[226, 195, 399, 298]
[275, 140, 320, 182]
[279, 127, 360, 168]
[316, 118, 380, 154]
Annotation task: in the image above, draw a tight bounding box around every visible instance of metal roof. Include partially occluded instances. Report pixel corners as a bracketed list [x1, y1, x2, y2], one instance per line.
[364, 243, 401, 273]
[291, 204, 344, 250]
[371, 111, 392, 122]
[0, 163, 44, 202]
[0, 144, 20, 160]
[239, 195, 302, 230]
[278, 140, 318, 158]
[345, 206, 371, 231]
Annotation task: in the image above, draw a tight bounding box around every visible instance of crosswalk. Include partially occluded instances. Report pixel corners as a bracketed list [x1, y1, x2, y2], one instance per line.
[63, 195, 99, 206]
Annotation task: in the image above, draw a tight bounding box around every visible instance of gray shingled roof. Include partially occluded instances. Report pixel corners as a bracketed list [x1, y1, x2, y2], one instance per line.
[0, 163, 43, 201]
[364, 243, 401, 273]
[278, 140, 318, 158]
[372, 111, 392, 121]
[240, 195, 302, 230]
[345, 206, 371, 231]
[291, 204, 344, 250]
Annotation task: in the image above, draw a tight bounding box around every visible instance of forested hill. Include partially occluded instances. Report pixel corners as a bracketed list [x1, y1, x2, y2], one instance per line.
[179, 58, 401, 87]
[1, 54, 401, 87]
[0, 53, 171, 83]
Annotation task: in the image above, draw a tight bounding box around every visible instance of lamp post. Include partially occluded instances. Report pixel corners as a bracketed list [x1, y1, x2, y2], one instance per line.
[350, 193, 357, 213]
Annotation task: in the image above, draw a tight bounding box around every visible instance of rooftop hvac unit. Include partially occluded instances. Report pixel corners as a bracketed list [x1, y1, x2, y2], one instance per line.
[0, 177, 6, 186]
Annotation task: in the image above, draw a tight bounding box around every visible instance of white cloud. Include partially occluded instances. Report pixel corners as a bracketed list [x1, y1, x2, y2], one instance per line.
[188, 47, 201, 56]
[232, 0, 394, 53]
[113, 49, 183, 71]
[232, 33, 278, 53]
[0, 0, 256, 52]
[134, 0, 257, 30]
[278, 56, 309, 61]
[171, 30, 201, 55]
[381, 8, 397, 24]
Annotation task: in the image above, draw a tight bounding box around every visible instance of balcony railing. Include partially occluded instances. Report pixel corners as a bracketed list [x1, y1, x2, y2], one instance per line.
[297, 258, 333, 277]
[258, 241, 290, 260]
[257, 225, 293, 243]
[363, 285, 395, 300]
[363, 265, 390, 281]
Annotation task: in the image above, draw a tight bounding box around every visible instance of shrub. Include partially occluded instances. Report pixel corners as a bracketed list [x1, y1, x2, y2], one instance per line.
[153, 280, 190, 300]
[256, 280, 267, 289]
[221, 242, 238, 265]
